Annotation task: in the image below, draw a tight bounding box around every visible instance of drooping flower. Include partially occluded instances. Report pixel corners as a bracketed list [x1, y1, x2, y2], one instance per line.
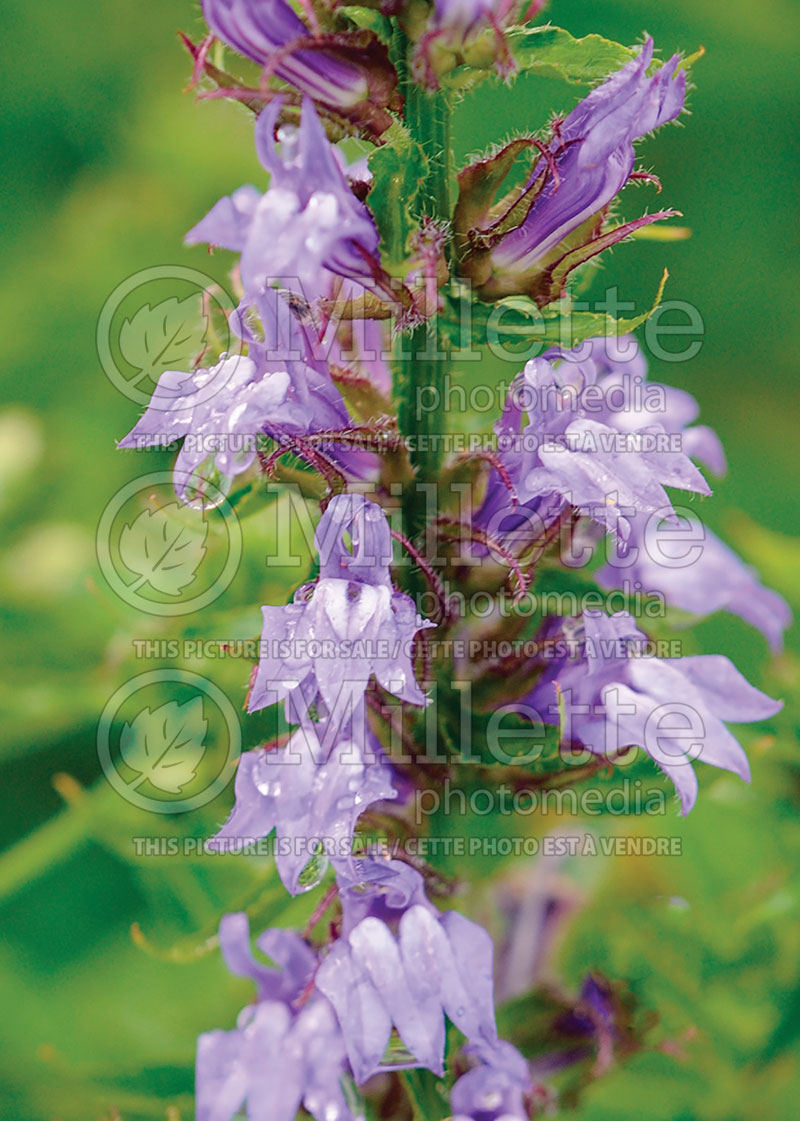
[186, 98, 385, 303]
[196, 912, 357, 1121]
[450, 1039, 532, 1121]
[476, 335, 718, 550]
[206, 724, 397, 894]
[597, 515, 792, 653]
[249, 493, 435, 723]
[455, 38, 686, 303]
[316, 858, 501, 1082]
[201, 0, 399, 126]
[527, 610, 782, 814]
[117, 288, 359, 506]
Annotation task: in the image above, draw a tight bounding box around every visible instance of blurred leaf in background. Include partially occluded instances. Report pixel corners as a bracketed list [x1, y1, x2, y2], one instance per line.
[0, 0, 798, 1118]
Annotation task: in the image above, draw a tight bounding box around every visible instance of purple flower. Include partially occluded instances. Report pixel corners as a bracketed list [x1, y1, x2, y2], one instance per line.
[450, 1039, 532, 1121]
[527, 610, 783, 814]
[316, 859, 500, 1082]
[476, 335, 717, 548]
[525, 973, 625, 1080]
[202, 0, 398, 120]
[456, 39, 686, 303]
[336, 855, 434, 932]
[186, 98, 384, 302]
[598, 516, 792, 653]
[117, 288, 355, 506]
[206, 725, 397, 894]
[554, 973, 615, 1040]
[249, 494, 435, 721]
[196, 913, 357, 1121]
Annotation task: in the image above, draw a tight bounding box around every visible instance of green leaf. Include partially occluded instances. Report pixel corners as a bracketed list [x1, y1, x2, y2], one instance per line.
[400, 1069, 451, 1121]
[451, 269, 669, 355]
[504, 25, 634, 83]
[338, 5, 393, 44]
[367, 122, 428, 265]
[443, 24, 634, 92]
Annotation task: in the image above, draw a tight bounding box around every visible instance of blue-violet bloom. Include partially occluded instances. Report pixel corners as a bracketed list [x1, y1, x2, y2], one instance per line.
[450, 1039, 532, 1121]
[196, 912, 357, 1121]
[186, 98, 384, 303]
[456, 38, 686, 303]
[527, 610, 782, 813]
[476, 335, 719, 548]
[316, 858, 500, 1082]
[598, 516, 792, 653]
[118, 288, 358, 506]
[202, 0, 399, 122]
[248, 494, 435, 722]
[206, 725, 397, 894]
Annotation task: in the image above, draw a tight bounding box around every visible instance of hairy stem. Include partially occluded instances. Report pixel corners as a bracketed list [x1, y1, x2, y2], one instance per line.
[392, 36, 454, 542]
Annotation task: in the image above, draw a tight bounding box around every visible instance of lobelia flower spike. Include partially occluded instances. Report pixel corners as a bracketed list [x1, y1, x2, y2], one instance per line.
[201, 0, 399, 129]
[316, 857, 505, 1083]
[526, 610, 783, 814]
[196, 912, 358, 1121]
[117, 287, 367, 507]
[475, 335, 718, 551]
[597, 514, 792, 653]
[186, 98, 388, 303]
[248, 493, 435, 726]
[455, 37, 686, 304]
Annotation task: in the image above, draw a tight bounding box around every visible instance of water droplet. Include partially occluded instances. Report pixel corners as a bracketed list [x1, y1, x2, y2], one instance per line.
[297, 847, 329, 891]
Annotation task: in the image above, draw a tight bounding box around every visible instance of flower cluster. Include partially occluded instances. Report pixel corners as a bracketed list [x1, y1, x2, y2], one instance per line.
[117, 5, 789, 1119]
[317, 857, 504, 1081]
[208, 493, 432, 892]
[118, 287, 368, 505]
[196, 912, 355, 1121]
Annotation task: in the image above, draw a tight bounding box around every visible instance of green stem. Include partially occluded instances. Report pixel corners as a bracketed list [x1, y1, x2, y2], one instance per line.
[392, 36, 454, 542]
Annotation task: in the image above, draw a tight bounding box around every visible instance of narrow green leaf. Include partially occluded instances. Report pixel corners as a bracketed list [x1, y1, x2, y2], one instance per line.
[456, 269, 669, 354]
[400, 1069, 450, 1121]
[504, 25, 634, 83]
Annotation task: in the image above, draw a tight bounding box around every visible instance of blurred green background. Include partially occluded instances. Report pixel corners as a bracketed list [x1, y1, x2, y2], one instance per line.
[1, 0, 799, 1118]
